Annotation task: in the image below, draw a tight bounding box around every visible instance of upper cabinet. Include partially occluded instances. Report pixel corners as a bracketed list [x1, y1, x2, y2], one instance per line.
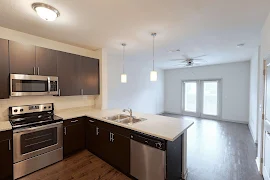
[9, 41, 36, 75]
[80, 57, 100, 95]
[57, 51, 81, 96]
[36, 47, 57, 76]
[0, 39, 9, 99]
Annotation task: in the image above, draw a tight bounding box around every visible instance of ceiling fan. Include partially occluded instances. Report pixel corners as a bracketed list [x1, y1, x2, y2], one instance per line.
[170, 54, 207, 67]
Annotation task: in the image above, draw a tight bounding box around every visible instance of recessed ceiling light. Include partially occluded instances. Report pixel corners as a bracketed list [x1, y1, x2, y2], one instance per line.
[168, 49, 180, 53]
[32, 3, 60, 21]
[237, 43, 245, 48]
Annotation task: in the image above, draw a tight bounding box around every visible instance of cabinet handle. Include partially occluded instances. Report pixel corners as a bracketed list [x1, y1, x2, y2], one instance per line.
[110, 133, 114, 142]
[71, 120, 78, 123]
[33, 67, 36, 75]
[81, 89, 84, 95]
[89, 120, 95, 123]
[8, 139, 11, 151]
[64, 127, 67, 135]
[37, 67, 40, 75]
[96, 127, 99, 135]
[59, 89, 61, 96]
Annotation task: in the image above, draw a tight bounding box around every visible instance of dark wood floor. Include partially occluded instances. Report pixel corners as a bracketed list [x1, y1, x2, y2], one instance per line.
[20, 114, 262, 180]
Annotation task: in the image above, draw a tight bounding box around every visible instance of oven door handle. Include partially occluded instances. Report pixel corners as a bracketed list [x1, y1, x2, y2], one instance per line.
[48, 77, 51, 93]
[13, 122, 63, 133]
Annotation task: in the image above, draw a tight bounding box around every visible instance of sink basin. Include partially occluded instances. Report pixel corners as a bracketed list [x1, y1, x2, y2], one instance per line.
[120, 117, 147, 125]
[104, 114, 147, 125]
[103, 114, 129, 122]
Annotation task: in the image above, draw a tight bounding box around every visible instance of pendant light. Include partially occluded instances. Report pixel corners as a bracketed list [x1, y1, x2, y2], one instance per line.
[121, 43, 127, 83]
[150, 33, 158, 81]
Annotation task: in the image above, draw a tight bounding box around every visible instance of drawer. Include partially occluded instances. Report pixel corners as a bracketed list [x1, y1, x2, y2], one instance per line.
[64, 117, 85, 127]
[0, 130, 12, 142]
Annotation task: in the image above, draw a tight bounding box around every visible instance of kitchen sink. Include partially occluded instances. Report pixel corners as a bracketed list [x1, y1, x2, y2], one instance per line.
[103, 114, 130, 122]
[103, 115, 146, 125]
[120, 117, 147, 125]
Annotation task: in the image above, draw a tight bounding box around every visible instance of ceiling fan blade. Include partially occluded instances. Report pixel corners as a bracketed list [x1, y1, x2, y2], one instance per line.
[192, 59, 204, 61]
[191, 55, 207, 59]
[170, 59, 186, 61]
[182, 54, 190, 59]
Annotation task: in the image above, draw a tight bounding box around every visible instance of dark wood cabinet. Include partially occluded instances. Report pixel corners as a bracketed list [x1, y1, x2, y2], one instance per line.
[9, 41, 36, 75]
[0, 39, 9, 99]
[36, 47, 57, 76]
[80, 57, 100, 95]
[0, 130, 13, 180]
[63, 118, 85, 157]
[57, 52, 80, 96]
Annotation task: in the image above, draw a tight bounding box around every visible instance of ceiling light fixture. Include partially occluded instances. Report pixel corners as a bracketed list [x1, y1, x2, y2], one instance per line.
[150, 33, 157, 82]
[32, 3, 60, 21]
[237, 43, 245, 48]
[121, 43, 127, 83]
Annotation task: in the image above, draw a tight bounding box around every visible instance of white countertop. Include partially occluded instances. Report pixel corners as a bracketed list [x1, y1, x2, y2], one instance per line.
[0, 121, 12, 132]
[56, 107, 194, 141]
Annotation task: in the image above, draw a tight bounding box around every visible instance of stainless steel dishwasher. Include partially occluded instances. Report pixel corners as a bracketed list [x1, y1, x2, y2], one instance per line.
[130, 132, 166, 180]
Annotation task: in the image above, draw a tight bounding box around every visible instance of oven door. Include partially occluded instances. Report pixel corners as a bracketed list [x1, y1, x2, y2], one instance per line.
[10, 74, 58, 96]
[13, 122, 63, 163]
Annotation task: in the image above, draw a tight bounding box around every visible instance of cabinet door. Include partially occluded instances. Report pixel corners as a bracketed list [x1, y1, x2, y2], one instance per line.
[36, 47, 57, 76]
[80, 57, 100, 95]
[57, 52, 80, 96]
[0, 139, 13, 180]
[110, 133, 130, 174]
[0, 39, 9, 99]
[9, 41, 36, 75]
[63, 122, 85, 157]
[86, 122, 99, 154]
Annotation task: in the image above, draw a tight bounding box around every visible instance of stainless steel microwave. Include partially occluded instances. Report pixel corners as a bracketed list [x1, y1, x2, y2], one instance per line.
[10, 74, 58, 97]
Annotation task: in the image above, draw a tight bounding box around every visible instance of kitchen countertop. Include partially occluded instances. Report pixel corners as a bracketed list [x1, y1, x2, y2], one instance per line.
[56, 107, 194, 141]
[0, 121, 12, 132]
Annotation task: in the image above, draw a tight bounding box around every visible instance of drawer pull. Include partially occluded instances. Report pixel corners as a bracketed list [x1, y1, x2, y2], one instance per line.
[8, 140, 11, 151]
[64, 127, 67, 135]
[71, 120, 78, 123]
[96, 127, 99, 135]
[89, 120, 95, 123]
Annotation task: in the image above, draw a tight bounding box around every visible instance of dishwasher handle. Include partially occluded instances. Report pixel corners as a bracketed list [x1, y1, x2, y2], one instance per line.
[130, 133, 166, 151]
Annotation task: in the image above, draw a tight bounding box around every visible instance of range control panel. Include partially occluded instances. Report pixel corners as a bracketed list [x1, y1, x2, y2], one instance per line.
[10, 103, 53, 115]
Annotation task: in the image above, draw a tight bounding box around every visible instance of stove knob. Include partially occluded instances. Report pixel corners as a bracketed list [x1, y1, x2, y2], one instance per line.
[14, 109, 18, 113]
[155, 142, 162, 149]
[44, 106, 47, 109]
[20, 109, 23, 112]
[48, 106, 51, 109]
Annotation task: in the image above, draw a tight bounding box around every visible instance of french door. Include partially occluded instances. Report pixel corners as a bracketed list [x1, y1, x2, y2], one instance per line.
[182, 80, 221, 119]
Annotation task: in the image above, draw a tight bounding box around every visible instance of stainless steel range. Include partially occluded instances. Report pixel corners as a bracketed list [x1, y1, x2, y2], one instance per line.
[9, 103, 63, 179]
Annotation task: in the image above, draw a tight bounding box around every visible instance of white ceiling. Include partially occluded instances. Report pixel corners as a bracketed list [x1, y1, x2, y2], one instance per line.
[0, 0, 269, 69]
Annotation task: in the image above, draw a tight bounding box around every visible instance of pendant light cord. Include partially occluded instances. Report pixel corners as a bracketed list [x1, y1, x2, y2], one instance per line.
[153, 34, 155, 71]
[122, 44, 126, 73]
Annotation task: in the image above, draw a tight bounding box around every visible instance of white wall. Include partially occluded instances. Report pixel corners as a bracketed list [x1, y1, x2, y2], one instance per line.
[164, 61, 250, 123]
[249, 47, 260, 143]
[107, 55, 164, 114]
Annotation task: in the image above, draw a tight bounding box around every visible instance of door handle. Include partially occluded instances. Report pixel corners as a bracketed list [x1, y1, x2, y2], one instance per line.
[64, 127, 67, 135]
[89, 120, 95, 123]
[8, 139, 11, 151]
[71, 120, 78, 123]
[110, 133, 114, 142]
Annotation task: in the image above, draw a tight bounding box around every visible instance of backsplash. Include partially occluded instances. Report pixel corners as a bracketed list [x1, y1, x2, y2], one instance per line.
[0, 95, 97, 121]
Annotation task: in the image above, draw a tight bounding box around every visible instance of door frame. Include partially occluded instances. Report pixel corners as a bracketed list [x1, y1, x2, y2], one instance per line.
[182, 79, 222, 120]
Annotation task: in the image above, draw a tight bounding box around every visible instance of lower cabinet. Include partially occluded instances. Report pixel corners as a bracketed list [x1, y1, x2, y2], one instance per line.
[85, 119, 130, 174]
[63, 118, 85, 157]
[0, 130, 13, 180]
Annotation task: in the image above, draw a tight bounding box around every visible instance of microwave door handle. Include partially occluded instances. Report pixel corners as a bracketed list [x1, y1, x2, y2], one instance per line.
[48, 77, 51, 93]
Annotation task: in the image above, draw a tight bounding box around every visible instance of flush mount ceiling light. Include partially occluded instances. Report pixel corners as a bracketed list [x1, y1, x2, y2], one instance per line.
[121, 43, 127, 83]
[32, 3, 60, 21]
[150, 33, 158, 82]
[237, 43, 245, 48]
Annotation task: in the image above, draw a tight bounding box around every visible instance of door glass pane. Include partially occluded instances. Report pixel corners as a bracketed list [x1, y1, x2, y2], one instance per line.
[184, 82, 197, 112]
[203, 81, 218, 116]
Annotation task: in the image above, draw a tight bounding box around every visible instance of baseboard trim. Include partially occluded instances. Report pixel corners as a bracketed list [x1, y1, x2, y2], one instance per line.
[220, 118, 248, 124]
[163, 111, 182, 115]
[248, 123, 258, 143]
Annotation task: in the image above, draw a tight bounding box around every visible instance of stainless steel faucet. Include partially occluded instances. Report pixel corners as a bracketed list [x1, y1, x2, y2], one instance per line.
[123, 108, 133, 118]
